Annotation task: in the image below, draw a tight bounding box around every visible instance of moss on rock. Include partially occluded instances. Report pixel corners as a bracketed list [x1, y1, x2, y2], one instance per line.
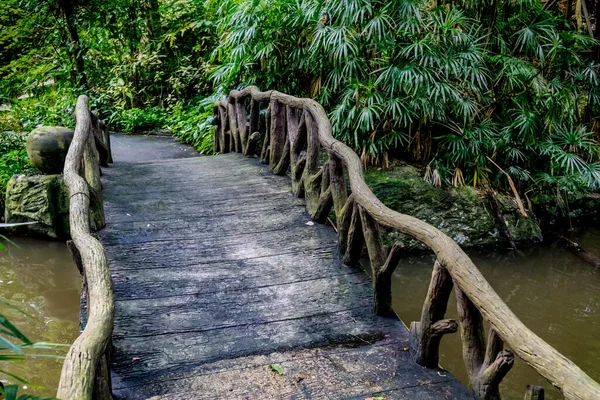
[364, 163, 542, 250]
[4, 174, 70, 239]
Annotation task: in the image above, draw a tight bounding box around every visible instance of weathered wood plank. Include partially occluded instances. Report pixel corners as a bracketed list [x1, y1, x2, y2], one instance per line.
[118, 342, 472, 400]
[110, 249, 350, 300]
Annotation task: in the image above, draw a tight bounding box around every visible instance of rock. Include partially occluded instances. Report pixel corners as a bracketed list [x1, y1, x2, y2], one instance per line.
[364, 164, 542, 251]
[26, 126, 74, 174]
[4, 174, 69, 239]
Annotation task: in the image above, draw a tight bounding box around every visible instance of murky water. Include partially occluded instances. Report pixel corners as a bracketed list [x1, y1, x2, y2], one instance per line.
[390, 229, 600, 399]
[0, 237, 80, 397]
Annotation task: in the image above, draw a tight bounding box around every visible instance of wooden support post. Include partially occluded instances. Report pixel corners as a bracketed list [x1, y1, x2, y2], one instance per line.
[343, 203, 365, 266]
[373, 244, 403, 316]
[249, 100, 260, 137]
[524, 385, 544, 400]
[269, 100, 286, 170]
[290, 112, 307, 196]
[320, 162, 331, 194]
[213, 105, 220, 153]
[260, 105, 271, 164]
[99, 121, 112, 164]
[410, 261, 457, 368]
[358, 205, 385, 271]
[456, 285, 486, 378]
[473, 330, 515, 400]
[236, 98, 248, 152]
[312, 187, 333, 223]
[302, 112, 323, 215]
[457, 285, 514, 399]
[227, 101, 240, 153]
[292, 155, 306, 197]
[272, 137, 290, 175]
[286, 106, 301, 144]
[303, 110, 319, 176]
[329, 153, 347, 219]
[337, 194, 355, 252]
[359, 206, 400, 315]
[246, 100, 260, 156]
[246, 132, 261, 158]
[218, 105, 229, 153]
[311, 164, 333, 222]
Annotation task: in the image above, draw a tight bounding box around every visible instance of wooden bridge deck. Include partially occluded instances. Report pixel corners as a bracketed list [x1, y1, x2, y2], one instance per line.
[99, 133, 473, 399]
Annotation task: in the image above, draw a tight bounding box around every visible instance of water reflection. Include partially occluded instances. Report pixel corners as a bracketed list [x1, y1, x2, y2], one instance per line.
[390, 229, 600, 399]
[0, 237, 80, 397]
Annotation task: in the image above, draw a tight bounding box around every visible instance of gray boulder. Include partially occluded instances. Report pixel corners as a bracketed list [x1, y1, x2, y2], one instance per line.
[26, 126, 74, 174]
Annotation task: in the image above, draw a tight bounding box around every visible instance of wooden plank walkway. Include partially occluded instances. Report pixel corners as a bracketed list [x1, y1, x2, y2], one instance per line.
[100, 133, 473, 399]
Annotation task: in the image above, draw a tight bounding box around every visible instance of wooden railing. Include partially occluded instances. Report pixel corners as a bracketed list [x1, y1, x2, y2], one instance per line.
[215, 86, 600, 400]
[57, 95, 115, 399]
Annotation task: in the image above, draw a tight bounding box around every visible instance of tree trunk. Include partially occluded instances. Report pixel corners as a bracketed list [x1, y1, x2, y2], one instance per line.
[58, 0, 86, 87]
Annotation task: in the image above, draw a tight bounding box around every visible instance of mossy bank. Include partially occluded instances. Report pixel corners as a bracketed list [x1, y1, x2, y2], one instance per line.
[364, 163, 543, 251]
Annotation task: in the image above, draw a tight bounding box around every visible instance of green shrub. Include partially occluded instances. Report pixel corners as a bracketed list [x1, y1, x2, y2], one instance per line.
[166, 99, 215, 154]
[0, 132, 38, 219]
[108, 107, 168, 133]
[0, 89, 76, 132]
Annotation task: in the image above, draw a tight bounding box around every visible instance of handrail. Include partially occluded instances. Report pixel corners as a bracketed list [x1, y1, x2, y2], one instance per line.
[215, 86, 600, 400]
[57, 95, 114, 399]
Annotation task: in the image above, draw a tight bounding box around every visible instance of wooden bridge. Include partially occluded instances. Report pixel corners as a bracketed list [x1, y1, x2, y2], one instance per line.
[99, 132, 472, 399]
[55, 92, 600, 400]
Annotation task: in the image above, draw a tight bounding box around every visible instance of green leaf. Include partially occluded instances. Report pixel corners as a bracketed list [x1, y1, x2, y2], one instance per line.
[269, 364, 284, 375]
[0, 335, 23, 354]
[0, 314, 31, 344]
[0, 368, 30, 384]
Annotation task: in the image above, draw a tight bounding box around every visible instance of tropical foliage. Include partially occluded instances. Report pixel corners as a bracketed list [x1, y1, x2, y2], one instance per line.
[1, 0, 600, 205]
[210, 0, 600, 199]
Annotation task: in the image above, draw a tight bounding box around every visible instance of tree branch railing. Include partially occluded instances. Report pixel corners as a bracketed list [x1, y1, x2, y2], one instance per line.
[57, 95, 114, 399]
[214, 86, 600, 400]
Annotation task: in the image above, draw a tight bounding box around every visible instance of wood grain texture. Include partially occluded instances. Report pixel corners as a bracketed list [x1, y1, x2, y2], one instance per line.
[101, 134, 472, 399]
[218, 86, 600, 400]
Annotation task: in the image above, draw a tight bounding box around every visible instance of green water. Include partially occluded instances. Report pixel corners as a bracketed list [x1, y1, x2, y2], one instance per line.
[390, 229, 600, 399]
[0, 237, 80, 397]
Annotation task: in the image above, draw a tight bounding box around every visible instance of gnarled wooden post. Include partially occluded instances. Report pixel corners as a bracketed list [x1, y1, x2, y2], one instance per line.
[260, 104, 272, 164]
[290, 112, 307, 196]
[245, 99, 260, 156]
[372, 244, 403, 316]
[456, 286, 514, 399]
[269, 100, 286, 171]
[358, 206, 401, 316]
[329, 153, 347, 218]
[236, 98, 248, 152]
[337, 194, 355, 253]
[343, 204, 364, 266]
[410, 261, 457, 368]
[227, 100, 239, 153]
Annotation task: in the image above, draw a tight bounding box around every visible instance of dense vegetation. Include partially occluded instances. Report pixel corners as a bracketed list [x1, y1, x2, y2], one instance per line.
[2, 0, 600, 212]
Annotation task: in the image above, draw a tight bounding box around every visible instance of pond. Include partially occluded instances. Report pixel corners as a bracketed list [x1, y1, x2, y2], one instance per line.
[0, 236, 80, 397]
[389, 229, 600, 399]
